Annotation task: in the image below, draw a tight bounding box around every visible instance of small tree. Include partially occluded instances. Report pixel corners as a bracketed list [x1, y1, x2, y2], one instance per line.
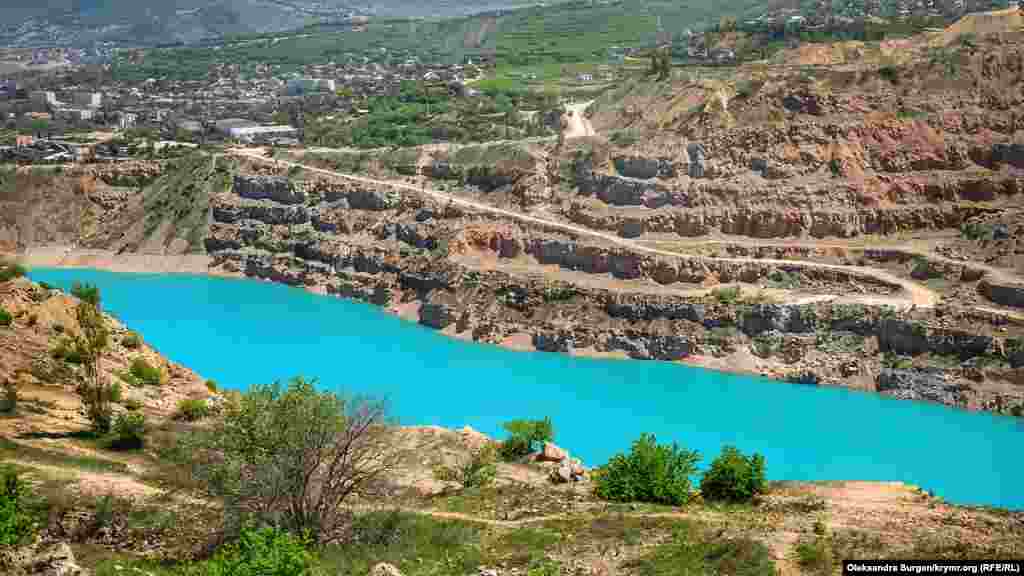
[699, 446, 767, 503]
[499, 417, 554, 460]
[593, 433, 701, 506]
[0, 470, 36, 547]
[70, 282, 100, 306]
[178, 376, 403, 543]
[71, 290, 113, 433]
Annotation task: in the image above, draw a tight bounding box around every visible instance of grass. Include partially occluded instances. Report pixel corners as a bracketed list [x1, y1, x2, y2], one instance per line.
[0, 437, 130, 475]
[318, 510, 482, 576]
[627, 520, 775, 576]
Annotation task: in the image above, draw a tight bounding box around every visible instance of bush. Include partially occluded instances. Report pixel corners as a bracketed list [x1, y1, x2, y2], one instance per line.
[1, 380, 16, 414]
[51, 339, 84, 364]
[711, 286, 741, 304]
[434, 444, 497, 488]
[0, 307, 11, 327]
[177, 398, 210, 422]
[0, 263, 27, 283]
[498, 417, 554, 461]
[699, 446, 767, 503]
[111, 411, 146, 450]
[593, 433, 701, 506]
[70, 282, 101, 306]
[130, 357, 163, 386]
[121, 332, 141, 349]
[0, 470, 37, 546]
[206, 379, 219, 393]
[194, 527, 317, 576]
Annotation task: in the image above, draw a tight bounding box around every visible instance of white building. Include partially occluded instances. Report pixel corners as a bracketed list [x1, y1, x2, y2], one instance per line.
[227, 125, 298, 144]
[118, 112, 138, 130]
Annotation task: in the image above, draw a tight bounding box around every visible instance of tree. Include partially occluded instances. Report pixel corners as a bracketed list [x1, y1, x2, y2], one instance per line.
[593, 433, 701, 506]
[498, 417, 554, 460]
[177, 376, 404, 543]
[71, 286, 113, 433]
[699, 446, 767, 503]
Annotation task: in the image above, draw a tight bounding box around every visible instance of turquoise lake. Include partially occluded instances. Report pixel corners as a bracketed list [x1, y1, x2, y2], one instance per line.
[28, 267, 1024, 510]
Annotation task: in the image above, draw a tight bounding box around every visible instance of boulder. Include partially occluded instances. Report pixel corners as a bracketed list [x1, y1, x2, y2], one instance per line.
[371, 563, 405, 576]
[540, 442, 569, 462]
[551, 462, 573, 484]
[979, 279, 1024, 309]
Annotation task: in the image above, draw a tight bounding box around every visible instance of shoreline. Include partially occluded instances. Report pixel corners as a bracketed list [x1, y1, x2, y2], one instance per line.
[10, 247, 1018, 419]
[9, 247, 795, 382]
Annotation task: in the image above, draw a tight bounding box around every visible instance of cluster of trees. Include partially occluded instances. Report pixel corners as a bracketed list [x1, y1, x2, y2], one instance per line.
[304, 81, 559, 149]
[594, 433, 768, 506]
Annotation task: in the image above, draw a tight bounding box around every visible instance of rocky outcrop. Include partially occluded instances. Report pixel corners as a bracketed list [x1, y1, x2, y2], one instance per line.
[687, 142, 707, 178]
[876, 368, 969, 406]
[212, 202, 310, 226]
[233, 175, 307, 205]
[612, 156, 677, 179]
[605, 332, 691, 361]
[1, 541, 88, 576]
[991, 143, 1024, 169]
[419, 291, 458, 329]
[979, 279, 1024, 309]
[740, 305, 815, 336]
[605, 295, 704, 323]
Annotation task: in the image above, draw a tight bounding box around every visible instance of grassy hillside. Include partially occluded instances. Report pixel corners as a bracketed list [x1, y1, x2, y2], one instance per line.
[493, 0, 768, 66]
[110, 0, 766, 80]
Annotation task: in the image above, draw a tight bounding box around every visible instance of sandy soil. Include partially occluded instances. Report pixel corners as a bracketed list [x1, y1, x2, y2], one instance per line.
[11, 246, 224, 276]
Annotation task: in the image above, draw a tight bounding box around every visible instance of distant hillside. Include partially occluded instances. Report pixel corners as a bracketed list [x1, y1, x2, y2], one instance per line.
[0, 0, 552, 48]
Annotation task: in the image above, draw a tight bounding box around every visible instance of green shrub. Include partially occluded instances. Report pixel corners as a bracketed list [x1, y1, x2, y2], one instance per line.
[711, 286, 741, 304]
[434, 444, 497, 488]
[121, 332, 142, 349]
[176, 398, 210, 422]
[0, 263, 27, 283]
[71, 282, 101, 306]
[699, 446, 767, 503]
[122, 398, 143, 411]
[192, 527, 317, 576]
[51, 339, 84, 364]
[109, 382, 123, 404]
[130, 357, 163, 386]
[0, 470, 37, 546]
[498, 417, 554, 461]
[593, 433, 701, 506]
[111, 411, 146, 450]
[0, 307, 11, 327]
[206, 379, 218, 393]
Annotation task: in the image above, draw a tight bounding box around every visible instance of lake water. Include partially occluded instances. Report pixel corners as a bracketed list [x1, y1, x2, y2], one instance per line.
[28, 267, 1024, 510]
